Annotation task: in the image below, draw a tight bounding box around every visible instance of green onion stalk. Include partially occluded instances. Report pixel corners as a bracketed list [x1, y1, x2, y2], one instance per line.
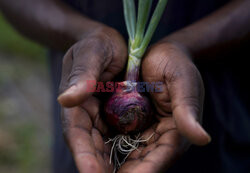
[105, 0, 168, 169]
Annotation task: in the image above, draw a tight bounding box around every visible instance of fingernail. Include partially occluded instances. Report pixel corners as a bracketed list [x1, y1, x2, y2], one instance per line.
[196, 122, 212, 144]
[58, 85, 77, 101]
[207, 133, 212, 143]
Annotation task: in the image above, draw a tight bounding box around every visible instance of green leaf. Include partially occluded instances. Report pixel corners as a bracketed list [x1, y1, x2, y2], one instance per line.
[133, 0, 153, 49]
[123, 0, 136, 41]
[139, 0, 169, 56]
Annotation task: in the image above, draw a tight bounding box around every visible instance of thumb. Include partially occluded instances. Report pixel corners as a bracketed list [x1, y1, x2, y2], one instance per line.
[58, 75, 97, 108]
[169, 66, 211, 146]
[173, 105, 211, 146]
[58, 40, 112, 107]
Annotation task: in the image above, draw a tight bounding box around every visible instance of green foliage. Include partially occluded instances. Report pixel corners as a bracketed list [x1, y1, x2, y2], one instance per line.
[0, 124, 39, 173]
[0, 12, 50, 173]
[123, 0, 168, 59]
[0, 13, 46, 62]
[13, 124, 38, 173]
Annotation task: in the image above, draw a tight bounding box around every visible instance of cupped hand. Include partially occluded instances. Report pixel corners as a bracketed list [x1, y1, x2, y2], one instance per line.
[118, 42, 211, 173]
[57, 26, 127, 173]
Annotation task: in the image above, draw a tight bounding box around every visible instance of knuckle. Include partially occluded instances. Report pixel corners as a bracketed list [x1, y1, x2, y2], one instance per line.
[61, 112, 71, 136]
[182, 96, 201, 112]
[167, 60, 200, 83]
[70, 36, 114, 74]
[79, 33, 113, 61]
[77, 155, 101, 173]
[71, 65, 89, 77]
[58, 83, 67, 94]
[68, 65, 96, 85]
[62, 47, 73, 66]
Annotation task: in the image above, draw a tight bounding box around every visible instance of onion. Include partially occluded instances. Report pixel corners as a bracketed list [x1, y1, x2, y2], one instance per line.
[104, 0, 169, 170]
[105, 81, 152, 134]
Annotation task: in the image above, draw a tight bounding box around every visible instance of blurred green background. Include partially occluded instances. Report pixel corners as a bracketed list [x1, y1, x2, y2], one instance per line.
[0, 13, 52, 173]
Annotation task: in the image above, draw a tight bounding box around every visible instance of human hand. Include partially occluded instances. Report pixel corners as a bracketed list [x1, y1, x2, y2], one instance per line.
[118, 42, 211, 173]
[57, 26, 127, 172]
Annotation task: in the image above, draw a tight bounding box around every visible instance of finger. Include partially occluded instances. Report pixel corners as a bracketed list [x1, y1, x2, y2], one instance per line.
[142, 46, 211, 145]
[58, 37, 127, 107]
[142, 46, 173, 115]
[62, 107, 109, 173]
[168, 65, 211, 146]
[58, 39, 111, 107]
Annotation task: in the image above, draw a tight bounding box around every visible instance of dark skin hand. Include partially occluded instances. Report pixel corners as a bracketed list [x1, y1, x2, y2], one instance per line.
[118, 1, 250, 171]
[119, 42, 209, 173]
[58, 39, 210, 173]
[57, 0, 250, 172]
[1, 0, 250, 172]
[58, 40, 210, 173]
[58, 1, 250, 172]
[58, 27, 128, 172]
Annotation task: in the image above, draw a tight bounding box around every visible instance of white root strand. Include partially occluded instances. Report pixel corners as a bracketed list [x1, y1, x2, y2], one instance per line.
[105, 133, 155, 172]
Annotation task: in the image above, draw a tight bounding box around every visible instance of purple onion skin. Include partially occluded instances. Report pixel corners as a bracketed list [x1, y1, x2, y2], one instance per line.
[105, 81, 152, 134]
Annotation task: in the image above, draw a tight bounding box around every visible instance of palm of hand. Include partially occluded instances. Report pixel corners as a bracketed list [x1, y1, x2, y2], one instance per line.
[62, 95, 187, 173]
[118, 114, 187, 173]
[119, 42, 210, 172]
[59, 40, 210, 173]
[62, 96, 114, 173]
